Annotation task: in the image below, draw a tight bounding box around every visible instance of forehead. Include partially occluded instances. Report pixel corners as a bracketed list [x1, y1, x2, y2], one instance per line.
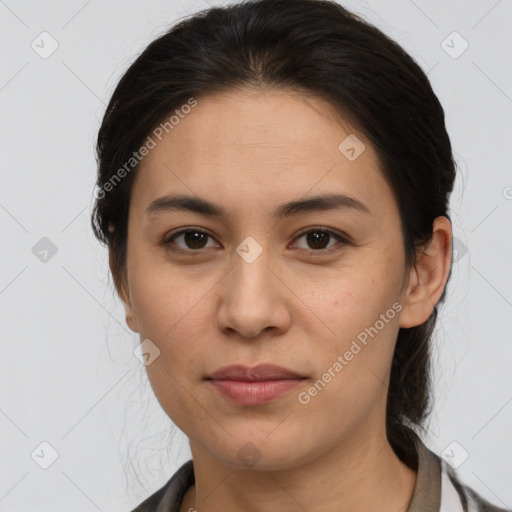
[131, 88, 396, 222]
[144, 88, 364, 161]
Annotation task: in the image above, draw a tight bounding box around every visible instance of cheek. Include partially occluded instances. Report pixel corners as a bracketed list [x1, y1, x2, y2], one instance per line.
[130, 268, 213, 428]
[128, 250, 206, 335]
[127, 256, 226, 373]
[304, 265, 399, 344]
[301, 262, 402, 395]
[299, 304, 399, 432]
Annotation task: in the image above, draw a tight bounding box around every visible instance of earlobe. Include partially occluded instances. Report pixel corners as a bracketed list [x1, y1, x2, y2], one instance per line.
[398, 216, 452, 329]
[108, 246, 139, 333]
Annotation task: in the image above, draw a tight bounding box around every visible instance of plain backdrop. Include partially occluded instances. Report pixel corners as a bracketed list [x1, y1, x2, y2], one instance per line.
[1, 0, 511, 510]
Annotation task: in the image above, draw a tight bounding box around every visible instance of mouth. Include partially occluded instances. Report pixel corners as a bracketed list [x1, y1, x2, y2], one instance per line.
[206, 364, 308, 406]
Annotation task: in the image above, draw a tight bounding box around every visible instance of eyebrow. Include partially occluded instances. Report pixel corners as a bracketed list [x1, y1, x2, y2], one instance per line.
[145, 193, 371, 219]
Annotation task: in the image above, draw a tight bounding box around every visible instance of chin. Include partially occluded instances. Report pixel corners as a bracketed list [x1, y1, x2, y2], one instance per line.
[206, 431, 316, 472]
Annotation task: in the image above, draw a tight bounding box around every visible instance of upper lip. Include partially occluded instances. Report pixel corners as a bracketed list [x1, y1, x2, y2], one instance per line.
[208, 364, 305, 381]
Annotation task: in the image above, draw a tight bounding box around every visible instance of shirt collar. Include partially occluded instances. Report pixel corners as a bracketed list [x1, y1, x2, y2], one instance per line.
[406, 436, 442, 511]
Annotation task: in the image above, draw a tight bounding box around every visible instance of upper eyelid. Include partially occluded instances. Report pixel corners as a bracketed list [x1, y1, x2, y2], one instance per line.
[293, 226, 349, 240]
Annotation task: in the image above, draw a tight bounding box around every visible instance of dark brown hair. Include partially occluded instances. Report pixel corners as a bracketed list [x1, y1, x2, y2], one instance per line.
[91, 0, 455, 469]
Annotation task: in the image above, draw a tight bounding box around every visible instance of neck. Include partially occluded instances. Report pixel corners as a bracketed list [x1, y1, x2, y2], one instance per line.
[181, 428, 417, 512]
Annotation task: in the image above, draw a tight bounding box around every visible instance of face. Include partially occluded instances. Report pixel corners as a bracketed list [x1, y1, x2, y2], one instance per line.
[117, 87, 421, 470]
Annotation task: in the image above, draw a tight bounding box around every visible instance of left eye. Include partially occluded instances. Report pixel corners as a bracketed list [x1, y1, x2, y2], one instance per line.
[162, 228, 347, 253]
[292, 228, 347, 252]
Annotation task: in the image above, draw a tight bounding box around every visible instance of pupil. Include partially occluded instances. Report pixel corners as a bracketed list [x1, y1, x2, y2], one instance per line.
[308, 231, 328, 249]
[186, 231, 207, 249]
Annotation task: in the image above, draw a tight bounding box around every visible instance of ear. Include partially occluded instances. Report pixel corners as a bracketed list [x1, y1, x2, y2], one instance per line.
[109, 246, 139, 333]
[398, 216, 452, 329]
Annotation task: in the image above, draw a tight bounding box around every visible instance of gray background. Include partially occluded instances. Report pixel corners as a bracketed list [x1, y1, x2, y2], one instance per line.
[1, 0, 511, 510]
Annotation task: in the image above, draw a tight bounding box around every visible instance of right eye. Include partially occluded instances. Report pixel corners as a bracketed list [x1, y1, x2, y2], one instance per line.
[162, 228, 219, 253]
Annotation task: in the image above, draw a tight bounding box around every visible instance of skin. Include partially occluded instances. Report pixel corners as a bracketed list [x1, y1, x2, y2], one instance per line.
[111, 87, 452, 512]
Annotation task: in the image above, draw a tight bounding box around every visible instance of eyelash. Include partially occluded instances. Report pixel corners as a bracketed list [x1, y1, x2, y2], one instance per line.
[161, 226, 350, 256]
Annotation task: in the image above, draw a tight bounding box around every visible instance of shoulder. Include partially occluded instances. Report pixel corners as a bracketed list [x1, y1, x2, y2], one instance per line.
[444, 464, 511, 512]
[129, 460, 195, 512]
[440, 459, 512, 512]
[411, 434, 510, 512]
[130, 483, 168, 512]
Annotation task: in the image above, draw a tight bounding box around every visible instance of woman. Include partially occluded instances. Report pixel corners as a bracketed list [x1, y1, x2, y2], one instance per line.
[91, 0, 509, 510]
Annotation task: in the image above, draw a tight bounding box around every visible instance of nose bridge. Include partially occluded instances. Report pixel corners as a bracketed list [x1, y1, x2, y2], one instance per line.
[231, 235, 274, 305]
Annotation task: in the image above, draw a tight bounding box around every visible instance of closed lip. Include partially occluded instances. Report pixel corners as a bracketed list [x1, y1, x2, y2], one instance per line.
[207, 364, 305, 381]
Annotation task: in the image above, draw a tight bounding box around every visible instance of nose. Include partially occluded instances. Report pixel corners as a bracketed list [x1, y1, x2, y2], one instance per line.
[216, 243, 292, 339]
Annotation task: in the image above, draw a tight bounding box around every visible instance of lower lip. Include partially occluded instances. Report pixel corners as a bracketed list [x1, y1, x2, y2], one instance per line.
[209, 378, 304, 405]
